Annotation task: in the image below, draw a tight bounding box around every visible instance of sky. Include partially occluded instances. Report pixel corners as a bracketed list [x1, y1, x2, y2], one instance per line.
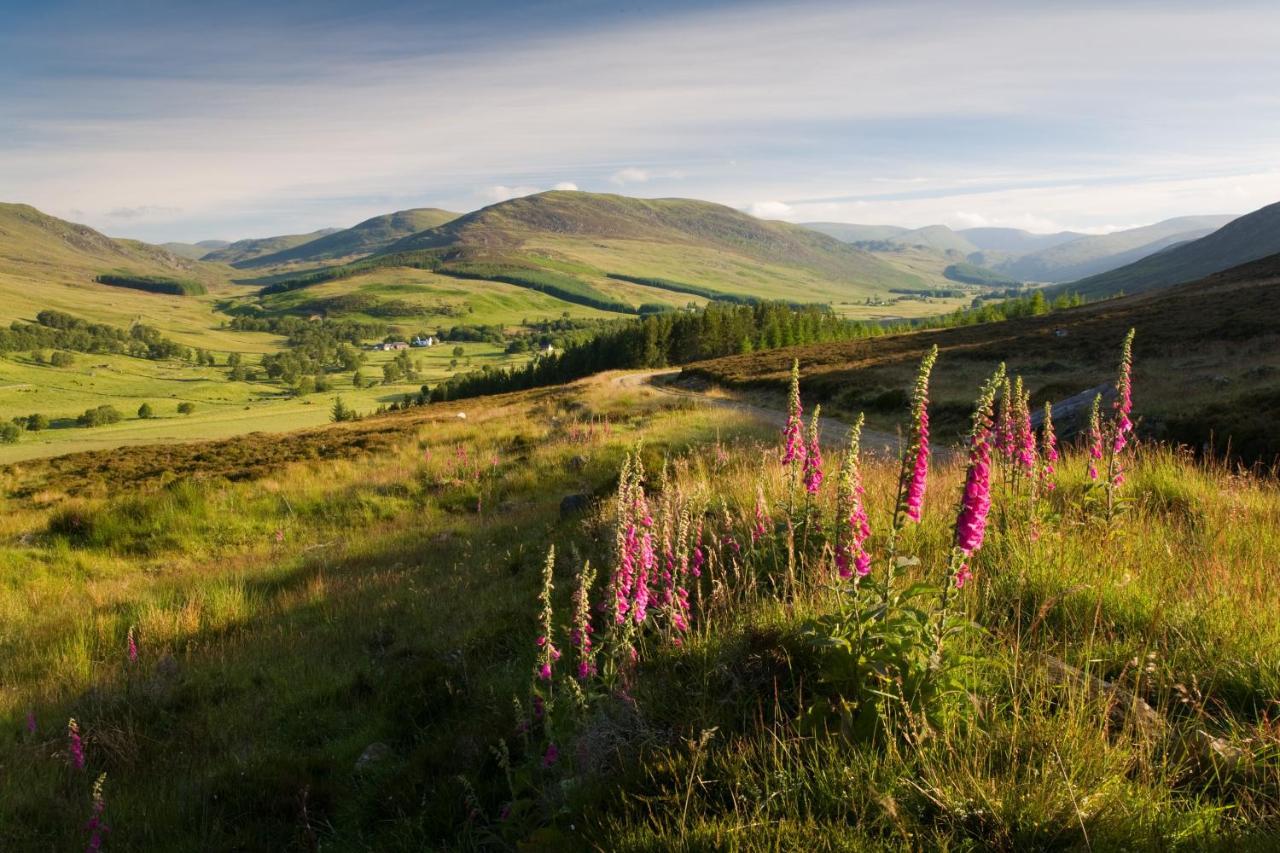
[2, 0, 1279, 242]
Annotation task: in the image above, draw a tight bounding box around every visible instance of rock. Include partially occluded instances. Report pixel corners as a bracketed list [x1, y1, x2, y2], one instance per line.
[559, 493, 592, 519]
[355, 741, 392, 774]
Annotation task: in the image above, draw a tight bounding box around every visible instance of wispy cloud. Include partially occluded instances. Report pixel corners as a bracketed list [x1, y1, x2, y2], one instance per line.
[2, 0, 1278, 240]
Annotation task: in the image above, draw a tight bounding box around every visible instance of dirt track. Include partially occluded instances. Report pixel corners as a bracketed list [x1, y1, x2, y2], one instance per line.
[611, 369, 910, 459]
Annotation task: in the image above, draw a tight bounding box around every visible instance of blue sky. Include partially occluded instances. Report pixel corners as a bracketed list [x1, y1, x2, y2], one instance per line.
[3, 0, 1279, 242]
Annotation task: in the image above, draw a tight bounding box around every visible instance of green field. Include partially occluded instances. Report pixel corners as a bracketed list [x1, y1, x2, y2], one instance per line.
[0, 342, 531, 463]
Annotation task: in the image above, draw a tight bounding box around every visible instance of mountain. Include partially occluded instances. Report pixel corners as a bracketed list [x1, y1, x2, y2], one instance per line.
[372, 191, 924, 307]
[885, 224, 978, 255]
[201, 229, 341, 266]
[160, 240, 230, 260]
[237, 208, 459, 268]
[801, 222, 909, 243]
[993, 215, 1237, 284]
[0, 202, 206, 281]
[957, 227, 1083, 254]
[1059, 202, 1280, 299]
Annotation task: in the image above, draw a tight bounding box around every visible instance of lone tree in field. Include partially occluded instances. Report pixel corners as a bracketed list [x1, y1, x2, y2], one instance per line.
[177, 402, 196, 415]
[330, 396, 356, 423]
[137, 403, 154, 419]
[25, 413, 48, 431]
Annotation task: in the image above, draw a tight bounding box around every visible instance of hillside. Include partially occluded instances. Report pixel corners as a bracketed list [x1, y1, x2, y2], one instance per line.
[885, 223, 978, 254]
[685, 252, 1280, 462]
[160, 239, 230, 260]
[238, 208, 459, 268]
[1061, 201, 1280, 298]
[801, 222, 909, 242]
[370, 191, 937, 313]
[201, 228, 341, 265]
[958, 227, 1083, 253]
[990, 215, 1237, 284]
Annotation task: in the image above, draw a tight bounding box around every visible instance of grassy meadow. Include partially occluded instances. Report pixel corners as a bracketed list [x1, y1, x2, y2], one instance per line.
[1, 361, 1278, 850]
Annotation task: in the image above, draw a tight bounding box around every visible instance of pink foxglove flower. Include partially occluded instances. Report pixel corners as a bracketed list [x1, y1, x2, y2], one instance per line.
[1109, 328, 1136, 486]
[834, 414, 873, 579]
[535, 547, 559, 682]
[902, 346, 938, 522]
[1039, 402, 1058, 490]
[802, 406, 824, 494]
[781, 359, 806, 468]
[953, 366, 1005, 588]
[751, 484, 771, 544]
[1087, 394, 1104, 481]
[570, 561, 597, 679]
[1013, 379, 1036, 477]
[68, 717, 85, 770]
[127, 626, 138, 663]
[86, 773, 108, 852]
[542, 742, 559, 767]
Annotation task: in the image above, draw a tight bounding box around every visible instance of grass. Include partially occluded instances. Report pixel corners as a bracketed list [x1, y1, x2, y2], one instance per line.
[0, 367, 1277, 849]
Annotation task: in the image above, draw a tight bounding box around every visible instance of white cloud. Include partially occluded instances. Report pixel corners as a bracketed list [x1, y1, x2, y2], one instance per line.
[746, 201, 794, 219]
[552, 182, 579, 191]
[610, 167, 651, 185]
[481, 185, 543, 203]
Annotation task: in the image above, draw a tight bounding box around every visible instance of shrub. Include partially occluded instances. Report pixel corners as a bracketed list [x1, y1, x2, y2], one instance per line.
[138, 403, 155, 419]
[0, 422, 20, 444]
[25, 413, 48, 431]
[49, 350, 75, 367]
[77, 405, 123, 427]
[177, 402, 196, 415]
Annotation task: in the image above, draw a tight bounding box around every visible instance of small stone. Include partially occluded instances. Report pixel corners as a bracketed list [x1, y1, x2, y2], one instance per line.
[355, 742, 392, 774]
[560, 493, 592, 518]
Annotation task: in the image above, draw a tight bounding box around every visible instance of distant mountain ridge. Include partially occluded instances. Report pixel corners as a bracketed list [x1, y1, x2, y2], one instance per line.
[201, 229, 341, 266]
[382, 191, 919, 290]
[234, 208, 459, 268]
[1058, 201, 1280, 298]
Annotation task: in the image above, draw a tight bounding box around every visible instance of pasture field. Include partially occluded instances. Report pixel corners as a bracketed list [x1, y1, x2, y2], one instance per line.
[0, 365, 1277, 850]
[0, 342, 531, 464]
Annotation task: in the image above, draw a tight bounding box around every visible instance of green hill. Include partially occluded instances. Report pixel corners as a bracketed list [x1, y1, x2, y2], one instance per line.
[371, 191, 928, 311]
[160, 239, 229, 260]
[885, 224, 978, 254]
[801, 222, 909, 242]
[239, 208, 459, 268]
[1059, 201, 1280, 298]
[995, 215, 1236, 284]
[200, 228, 341, 265]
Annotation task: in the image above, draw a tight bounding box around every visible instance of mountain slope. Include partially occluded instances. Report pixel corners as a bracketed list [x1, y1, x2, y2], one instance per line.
[801, 222, 909, 243]
[1060, 202, 1280, 298]
[201, 230, 340, 265]
[995, 215, 1236, 283]
[240, 208, 459, 268]
[161, 240, 230, 260]
[373, 191, 928, 309]
[958, 227, 1083, 254]
[886, 224, 978, 254]
[687, 251, 1280, 462]
[0, 202, 208, 282]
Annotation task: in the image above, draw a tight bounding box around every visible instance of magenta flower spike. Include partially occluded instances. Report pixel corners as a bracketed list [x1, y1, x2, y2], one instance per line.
[127, 625, 138, 663]
[902, 346, 938, 522]
[86, 773, 109, 852]
[68, 717, 85, 770]
[1040, 402, 1058, 490]
[834, 414, 873, 579]
[1087, 394, 1104, 481]
[781, 359, 806, 468]
[535, 547, 559, 682]
[803, 406, 824, 494]
[952, 365, 1005, 588]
